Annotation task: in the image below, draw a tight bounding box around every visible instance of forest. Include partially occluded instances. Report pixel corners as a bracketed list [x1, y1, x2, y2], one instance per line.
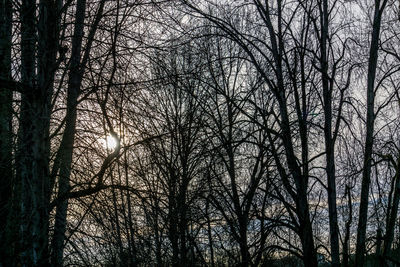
[1, 0, 400, 266]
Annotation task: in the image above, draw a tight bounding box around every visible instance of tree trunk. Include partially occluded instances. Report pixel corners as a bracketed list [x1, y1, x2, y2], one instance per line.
[0, 0, 13, 265]
[169, 187, 180, 267]
[239, 218, 250, 267]
[124, 150, 138, 267]
[296, 185, 318, 267]
[15, 0, 53, 265]
[355, 1, 387, 266]
[37, 0, 61, 264]
[320, 0, 340, 265]
[50, 0, 86, 265]
[276, 78, 317, 267]
[206, 199, 215, 267]
[383, 158, 400, 259]
[376, 228, 382, 256]
[342, 185, 353, 267]
[178, 195, 188, 267]
[3, 0, 58, 265]
[267, 2, 318, 264]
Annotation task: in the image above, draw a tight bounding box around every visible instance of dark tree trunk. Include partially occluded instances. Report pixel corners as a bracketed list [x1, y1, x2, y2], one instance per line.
[206, 199, 215, 267]
[37, 0, 61, 264]
[239, 218, 250, 267]
[3, 0, 58, 265]
[178, 193, 188, 267]
[50, 0, 106, 265]
[169, 188, 180, 267]
[0, 0, 13, 265]
[296, 183, 318, 267]
[14, 0, 53, 265]
[319, 0, 340, 265]
[343, 185, 353, 267]
[50, 0, 86, 265]
[355, 1, 387, 266]
[383, 158, 400, 259]
[264, 2, 318, 265]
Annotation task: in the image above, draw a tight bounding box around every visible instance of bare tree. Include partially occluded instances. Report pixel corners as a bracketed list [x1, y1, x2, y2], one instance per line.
[196, 33, 274, 266]
[355, 1, 389, 265]
[180, 1, 322, 265]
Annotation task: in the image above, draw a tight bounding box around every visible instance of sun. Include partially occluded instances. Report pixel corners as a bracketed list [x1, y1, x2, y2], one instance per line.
[105, 134, 118, 150]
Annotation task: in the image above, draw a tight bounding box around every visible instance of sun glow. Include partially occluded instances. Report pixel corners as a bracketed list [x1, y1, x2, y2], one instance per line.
[105, 134, 118, 150]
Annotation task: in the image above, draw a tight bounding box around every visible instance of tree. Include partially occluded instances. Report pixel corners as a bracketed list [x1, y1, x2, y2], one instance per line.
[132, 43, 209, 266]
[197, 33, 274, 266]
[355, 1, 389, 265]
[50, 0, 107, 265]
[0, 0, 13, 264]
[180, 1, 321, 265]
[5, 0, 61, 264]
[3, 0, 400, 265]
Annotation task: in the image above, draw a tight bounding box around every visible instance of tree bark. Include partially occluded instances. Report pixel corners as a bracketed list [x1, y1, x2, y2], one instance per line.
[16, 0, 49, 265]
[383, 157, 400, 259]
[206, 199, 215, 267]
[342, 185, 353, 267]
[319, 0, 340, 265]
[50, 0, 107, 265]
[50, 0, 86, 265]
[355, 1, 387, 266]
[0, 0, 13, 265]
[37, 0, 62, 264]
[3, 0, 59, 265]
